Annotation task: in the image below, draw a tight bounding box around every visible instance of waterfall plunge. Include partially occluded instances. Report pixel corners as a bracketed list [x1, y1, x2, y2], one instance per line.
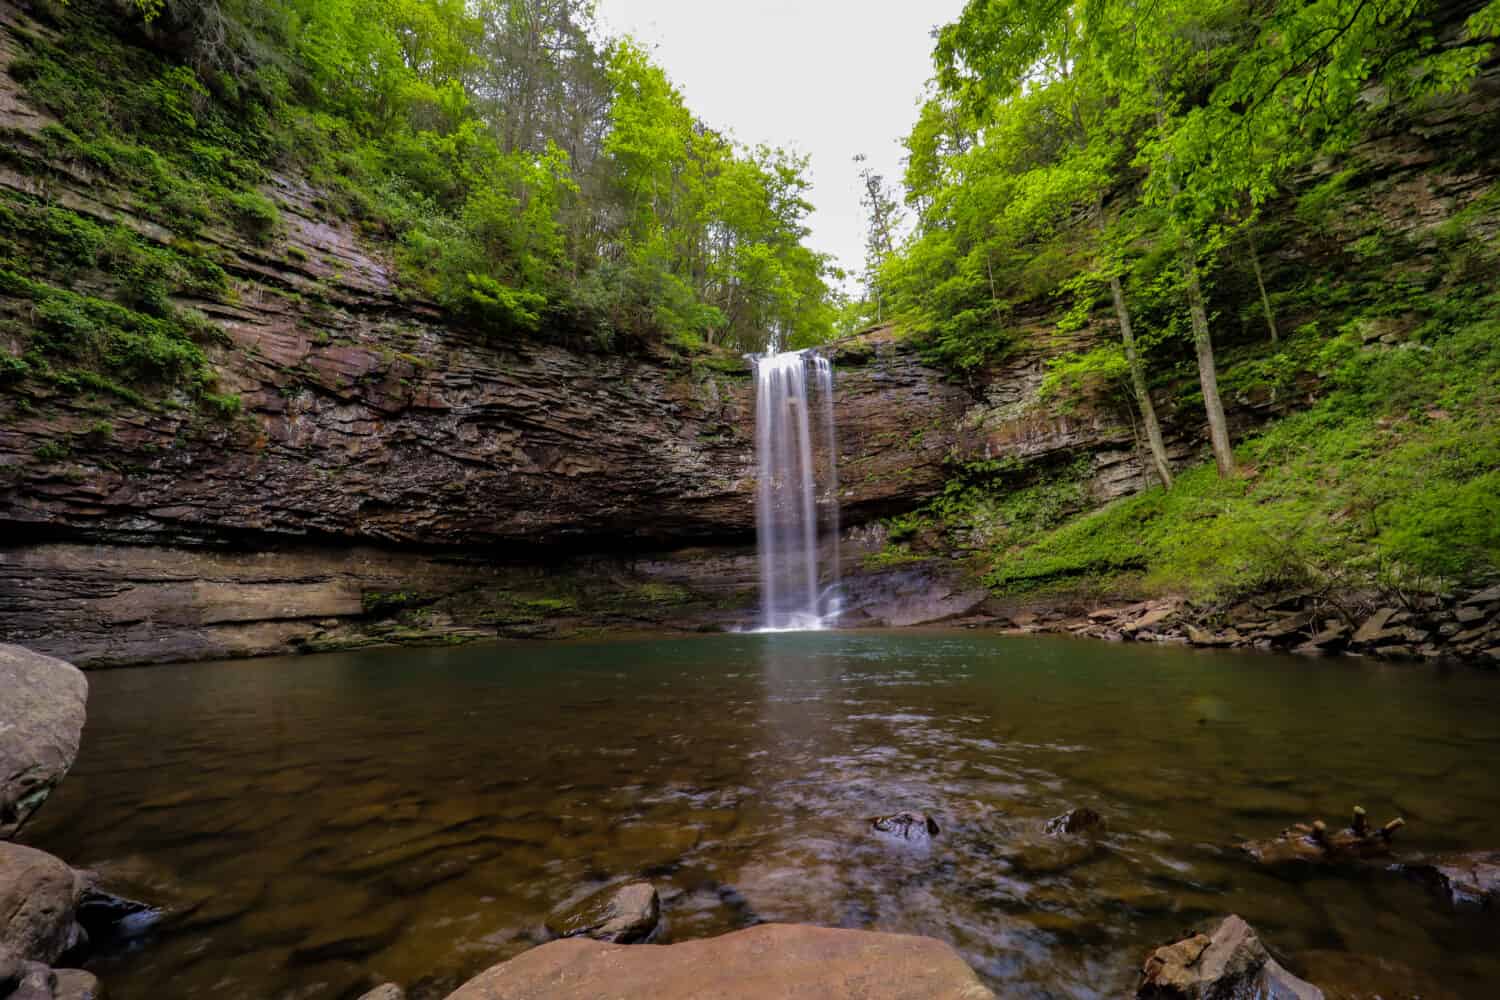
[752, 350, 841, 631]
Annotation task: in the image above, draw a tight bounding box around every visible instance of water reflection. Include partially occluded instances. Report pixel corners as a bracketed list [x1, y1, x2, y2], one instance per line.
[21, 634, 1500, 999]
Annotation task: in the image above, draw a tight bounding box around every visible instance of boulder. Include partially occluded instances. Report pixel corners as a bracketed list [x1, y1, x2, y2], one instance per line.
[356, 985, 406, 1000]
[0, 965, 103, 1000]
[1138, 915, 1322, 999]
[445, 923, 995, 1000]
[869, 811, 940, 848]
[1292, 623, 1351, 655]
[0, 645, 88, 840]
[51, 969, 104, 1000]
[74, 884, 161, 946]
[6, 961, 53, 1000]
[1185, 625, 1236, 647]
[0, 843, 82, 967]
[1460, 583, 1500, 606]
[1401, 850, 1500, 910]
[1350, 609, 1399, 645]
[1123, 604, 1177, 635]
[1240, 807, 1404, 865]
[544, 881, 659, 944]
[1045, 807, 1106, 837]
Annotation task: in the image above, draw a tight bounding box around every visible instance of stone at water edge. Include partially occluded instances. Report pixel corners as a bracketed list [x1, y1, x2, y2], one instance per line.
[869, 811, 940, 847]
[4, 962, 53, 1000]
[50, 969, 104, 1000]
[1045, 807, 1107, 836]
[0, 842, 83, 968]
[0, 965, 103, 1000]
[0, 645, 87, 840]
[1138, 915, 1322, 999]
[544, 881, 659, 944]
[444, 923, 995, 1000]
[355, 985, 406, 1000]
[1240, 807, 1405, 865]
[1401, 850, 1500, 910]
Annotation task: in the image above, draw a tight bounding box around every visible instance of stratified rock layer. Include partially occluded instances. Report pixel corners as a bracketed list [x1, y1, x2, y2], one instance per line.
[445, 923, 994, 1000]
[0, 645, 86, 839]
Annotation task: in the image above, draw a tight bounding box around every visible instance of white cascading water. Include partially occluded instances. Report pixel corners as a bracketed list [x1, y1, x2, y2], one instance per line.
[752, 350, 841, 630]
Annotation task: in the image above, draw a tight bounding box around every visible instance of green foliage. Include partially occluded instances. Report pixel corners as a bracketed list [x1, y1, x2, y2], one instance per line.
[1040, 344, 1129, 404]
[982, 302, 1500, 598]
[361, 590, 428, 616]
[225, 189, 280, 242]
[34, 439, 69, 462]
[11, 0, 836, 355]
[0, 267, 219, 400]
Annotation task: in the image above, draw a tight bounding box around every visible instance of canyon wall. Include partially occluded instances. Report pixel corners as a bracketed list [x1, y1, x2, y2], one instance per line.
[2, 3, 1496, 665]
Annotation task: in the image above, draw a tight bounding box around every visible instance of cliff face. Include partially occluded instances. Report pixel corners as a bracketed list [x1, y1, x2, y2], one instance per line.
[1, 4, 1495, 666]
[0, 4, 981, 665]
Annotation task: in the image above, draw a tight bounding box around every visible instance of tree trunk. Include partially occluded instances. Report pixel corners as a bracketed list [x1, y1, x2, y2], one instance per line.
[1111, 275, 1174, 488]
[1150, 98, 1235, 476]
[1182, 249, 1237, 476]
[1247, 234, 1278, 343]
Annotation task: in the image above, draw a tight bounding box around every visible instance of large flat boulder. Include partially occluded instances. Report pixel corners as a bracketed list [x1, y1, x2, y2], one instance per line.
[0, 842, 82, 968]
[0, 645, 87, 839]
[446, 923, 995, 1000]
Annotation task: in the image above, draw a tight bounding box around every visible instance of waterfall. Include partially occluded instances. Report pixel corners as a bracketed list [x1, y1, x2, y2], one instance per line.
[752, 350, 841, 631]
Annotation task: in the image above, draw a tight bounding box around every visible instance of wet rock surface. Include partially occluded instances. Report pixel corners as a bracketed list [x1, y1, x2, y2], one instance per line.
[444, 923, 995, 1000]
[46, 969, 103, 1000]
[1138, 915, 1322, 999]
[0, 646, 87, 839]
[1004, 582, 1500, 667]
[1400, 849, 1500, 910]
[544, 881, 660, 944]
[869, 812, 941, 848]
[1045, 807, 1106, 837]
[0, 842, 81, 967]
[1239, 808, 1405, 865]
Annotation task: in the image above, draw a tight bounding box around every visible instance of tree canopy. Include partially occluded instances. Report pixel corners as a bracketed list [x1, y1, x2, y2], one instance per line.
[48, 0, 838, 354]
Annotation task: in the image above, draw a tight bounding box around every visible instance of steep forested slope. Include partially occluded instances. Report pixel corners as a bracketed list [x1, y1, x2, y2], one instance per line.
[0, 0, 951, 665]
[861, 0, 1500, 621]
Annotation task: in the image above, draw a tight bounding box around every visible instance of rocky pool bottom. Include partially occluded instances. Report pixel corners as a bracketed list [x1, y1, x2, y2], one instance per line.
[20, 632, 1500, 998]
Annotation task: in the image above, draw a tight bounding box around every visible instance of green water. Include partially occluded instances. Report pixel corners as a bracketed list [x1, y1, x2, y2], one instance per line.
[24, 632, 1500, 998]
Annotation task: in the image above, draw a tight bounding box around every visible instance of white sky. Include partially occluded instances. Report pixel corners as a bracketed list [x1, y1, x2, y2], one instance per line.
[594, 0, 967, 291]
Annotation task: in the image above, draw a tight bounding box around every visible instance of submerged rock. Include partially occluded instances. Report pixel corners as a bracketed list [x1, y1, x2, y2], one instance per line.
[0, 965, 103, 1000]
[1401, 850, 1500, 911]
[49, 969, 104, 1000]
[1045, 807, 1106, 837]
[0, 645, 87, 840]
[0, 843, 82, 967]
[356, 985, 406, 1000]
[445, 923, 994, 999]
[869, 811, 940, 847]
[74, 884, 162, 946]
[545, 881, 660, 944]
[1138, 915, 1322, 999]
[5, 962, 54, 1000]
[1295, 950, 1458, 1000]
[1240, 807, 1404, 865]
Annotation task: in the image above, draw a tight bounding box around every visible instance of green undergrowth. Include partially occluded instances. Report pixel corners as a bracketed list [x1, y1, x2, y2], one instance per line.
[983, 298, 1500, 601]
[5, 14, 277, 241]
